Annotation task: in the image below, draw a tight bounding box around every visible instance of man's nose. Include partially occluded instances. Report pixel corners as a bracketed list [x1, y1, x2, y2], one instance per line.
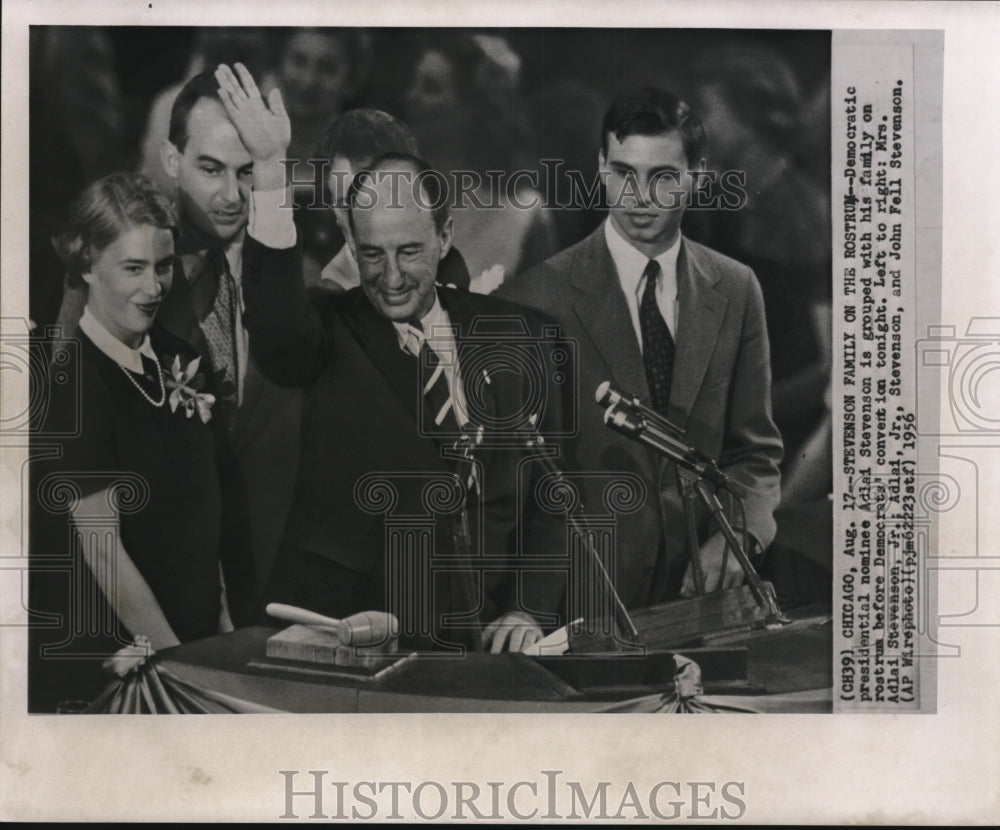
[220, 172, 242, 204]
[383, 255, 404, 288]
[635, 175, 653, 207]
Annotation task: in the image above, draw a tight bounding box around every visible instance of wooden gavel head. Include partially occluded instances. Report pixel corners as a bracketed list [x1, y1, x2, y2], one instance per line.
[338, 611, 400, 646]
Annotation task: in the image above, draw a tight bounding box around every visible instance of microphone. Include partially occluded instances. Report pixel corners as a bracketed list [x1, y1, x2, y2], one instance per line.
[602, 400, 730, 490]
[595, 381, 685, 439]
[602, 400, 642, 437]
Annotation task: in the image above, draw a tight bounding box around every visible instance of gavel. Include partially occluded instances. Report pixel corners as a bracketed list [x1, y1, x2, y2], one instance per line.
[266, 603, 399, 647]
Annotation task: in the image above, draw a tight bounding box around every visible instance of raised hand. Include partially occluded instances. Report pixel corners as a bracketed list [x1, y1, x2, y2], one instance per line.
[214, 62, 290, 163]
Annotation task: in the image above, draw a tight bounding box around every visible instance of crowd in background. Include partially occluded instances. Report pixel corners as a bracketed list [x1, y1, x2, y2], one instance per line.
[29, 26, 832, 503]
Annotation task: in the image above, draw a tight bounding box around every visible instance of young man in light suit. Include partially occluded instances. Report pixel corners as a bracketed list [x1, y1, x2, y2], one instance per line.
[498, 87, 783, 609]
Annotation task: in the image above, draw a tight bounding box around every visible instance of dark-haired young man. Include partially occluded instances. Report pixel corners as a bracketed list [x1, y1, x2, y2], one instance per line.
[155, 71, 303, 625]
[498, 87, 783, 610]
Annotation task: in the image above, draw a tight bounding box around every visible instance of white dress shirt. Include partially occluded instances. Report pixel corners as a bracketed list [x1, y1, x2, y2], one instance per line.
[320, 244, 360, 291]
[78, 307, 158, 373]
[248, 186, 298, 251]
[604, 218, 681, 350]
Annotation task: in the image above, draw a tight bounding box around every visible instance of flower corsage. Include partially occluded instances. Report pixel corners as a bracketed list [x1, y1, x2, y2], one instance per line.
[165, 356, 216, 423]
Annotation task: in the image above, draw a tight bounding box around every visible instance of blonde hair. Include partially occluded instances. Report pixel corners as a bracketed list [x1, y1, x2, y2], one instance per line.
[53, 172, 177, 287]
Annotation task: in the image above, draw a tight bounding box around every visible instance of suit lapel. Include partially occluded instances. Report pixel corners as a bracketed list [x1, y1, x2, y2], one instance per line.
[670, 239, 727, 424]
[158, 254, 209, 357]
[343, 290, 422, 425]
[569, 229, 650, 400]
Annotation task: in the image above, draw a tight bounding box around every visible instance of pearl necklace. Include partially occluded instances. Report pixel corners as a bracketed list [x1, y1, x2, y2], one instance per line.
[119, 358, 166, 407]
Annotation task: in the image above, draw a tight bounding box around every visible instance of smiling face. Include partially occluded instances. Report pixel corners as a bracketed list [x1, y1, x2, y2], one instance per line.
[599, 130, 701, 258]
[83, 225, 175, 348]
[352, 171, 452, 323]
[163, 97, 252, 244]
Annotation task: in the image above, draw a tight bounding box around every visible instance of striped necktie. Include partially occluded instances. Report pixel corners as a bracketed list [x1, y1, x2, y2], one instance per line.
[415, 332, 461, 437]
[403, 322, 481, 493]
[639, 259, 675, 417]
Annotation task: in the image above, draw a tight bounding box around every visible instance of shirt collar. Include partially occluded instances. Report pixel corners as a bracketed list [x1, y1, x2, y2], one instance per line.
[604, 218, 682, 295]
[79, 307, 157, 374]
[393, 292, 451, 355]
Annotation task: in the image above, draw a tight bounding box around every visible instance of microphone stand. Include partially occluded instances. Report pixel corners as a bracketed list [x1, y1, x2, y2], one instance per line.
[442, 425, 486, 652]
[521, 417, 640, 647]
[602, 398, 786, 626]
[597, 383, 709, 596]
[678, 475, 707, 596]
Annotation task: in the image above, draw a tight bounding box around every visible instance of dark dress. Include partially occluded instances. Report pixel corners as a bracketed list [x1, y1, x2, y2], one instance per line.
[28, 323, 222, 712]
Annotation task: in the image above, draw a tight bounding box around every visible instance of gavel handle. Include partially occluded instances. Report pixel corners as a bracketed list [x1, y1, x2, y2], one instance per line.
[265, 603, 341, 632]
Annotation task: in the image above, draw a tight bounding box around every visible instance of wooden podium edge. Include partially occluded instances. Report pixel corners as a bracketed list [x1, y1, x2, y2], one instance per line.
[631, 584, 770, 649]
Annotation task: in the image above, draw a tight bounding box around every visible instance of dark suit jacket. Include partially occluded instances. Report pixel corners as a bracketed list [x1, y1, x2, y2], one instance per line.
[241, 237, 569, 649]
[497, 226, 783, 608]
[157, 245, 303, 624]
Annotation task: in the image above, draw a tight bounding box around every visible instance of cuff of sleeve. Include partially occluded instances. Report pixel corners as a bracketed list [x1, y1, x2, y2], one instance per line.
[248, 187, 297, 250]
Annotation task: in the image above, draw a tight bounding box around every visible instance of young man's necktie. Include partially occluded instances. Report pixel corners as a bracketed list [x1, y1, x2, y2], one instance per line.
[639, 259, 675, 417]
[200, 247, 240, 422]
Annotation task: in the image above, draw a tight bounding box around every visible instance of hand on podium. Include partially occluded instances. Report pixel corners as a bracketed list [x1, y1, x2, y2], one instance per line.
[681, 532, 746, 597]
[482, 611, 543, 654]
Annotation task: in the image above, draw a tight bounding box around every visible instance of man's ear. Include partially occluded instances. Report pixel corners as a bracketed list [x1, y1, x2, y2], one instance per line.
[597, 149, 608, 174]
[160, 139, 181, 181]
[437, 216, 454, 260]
